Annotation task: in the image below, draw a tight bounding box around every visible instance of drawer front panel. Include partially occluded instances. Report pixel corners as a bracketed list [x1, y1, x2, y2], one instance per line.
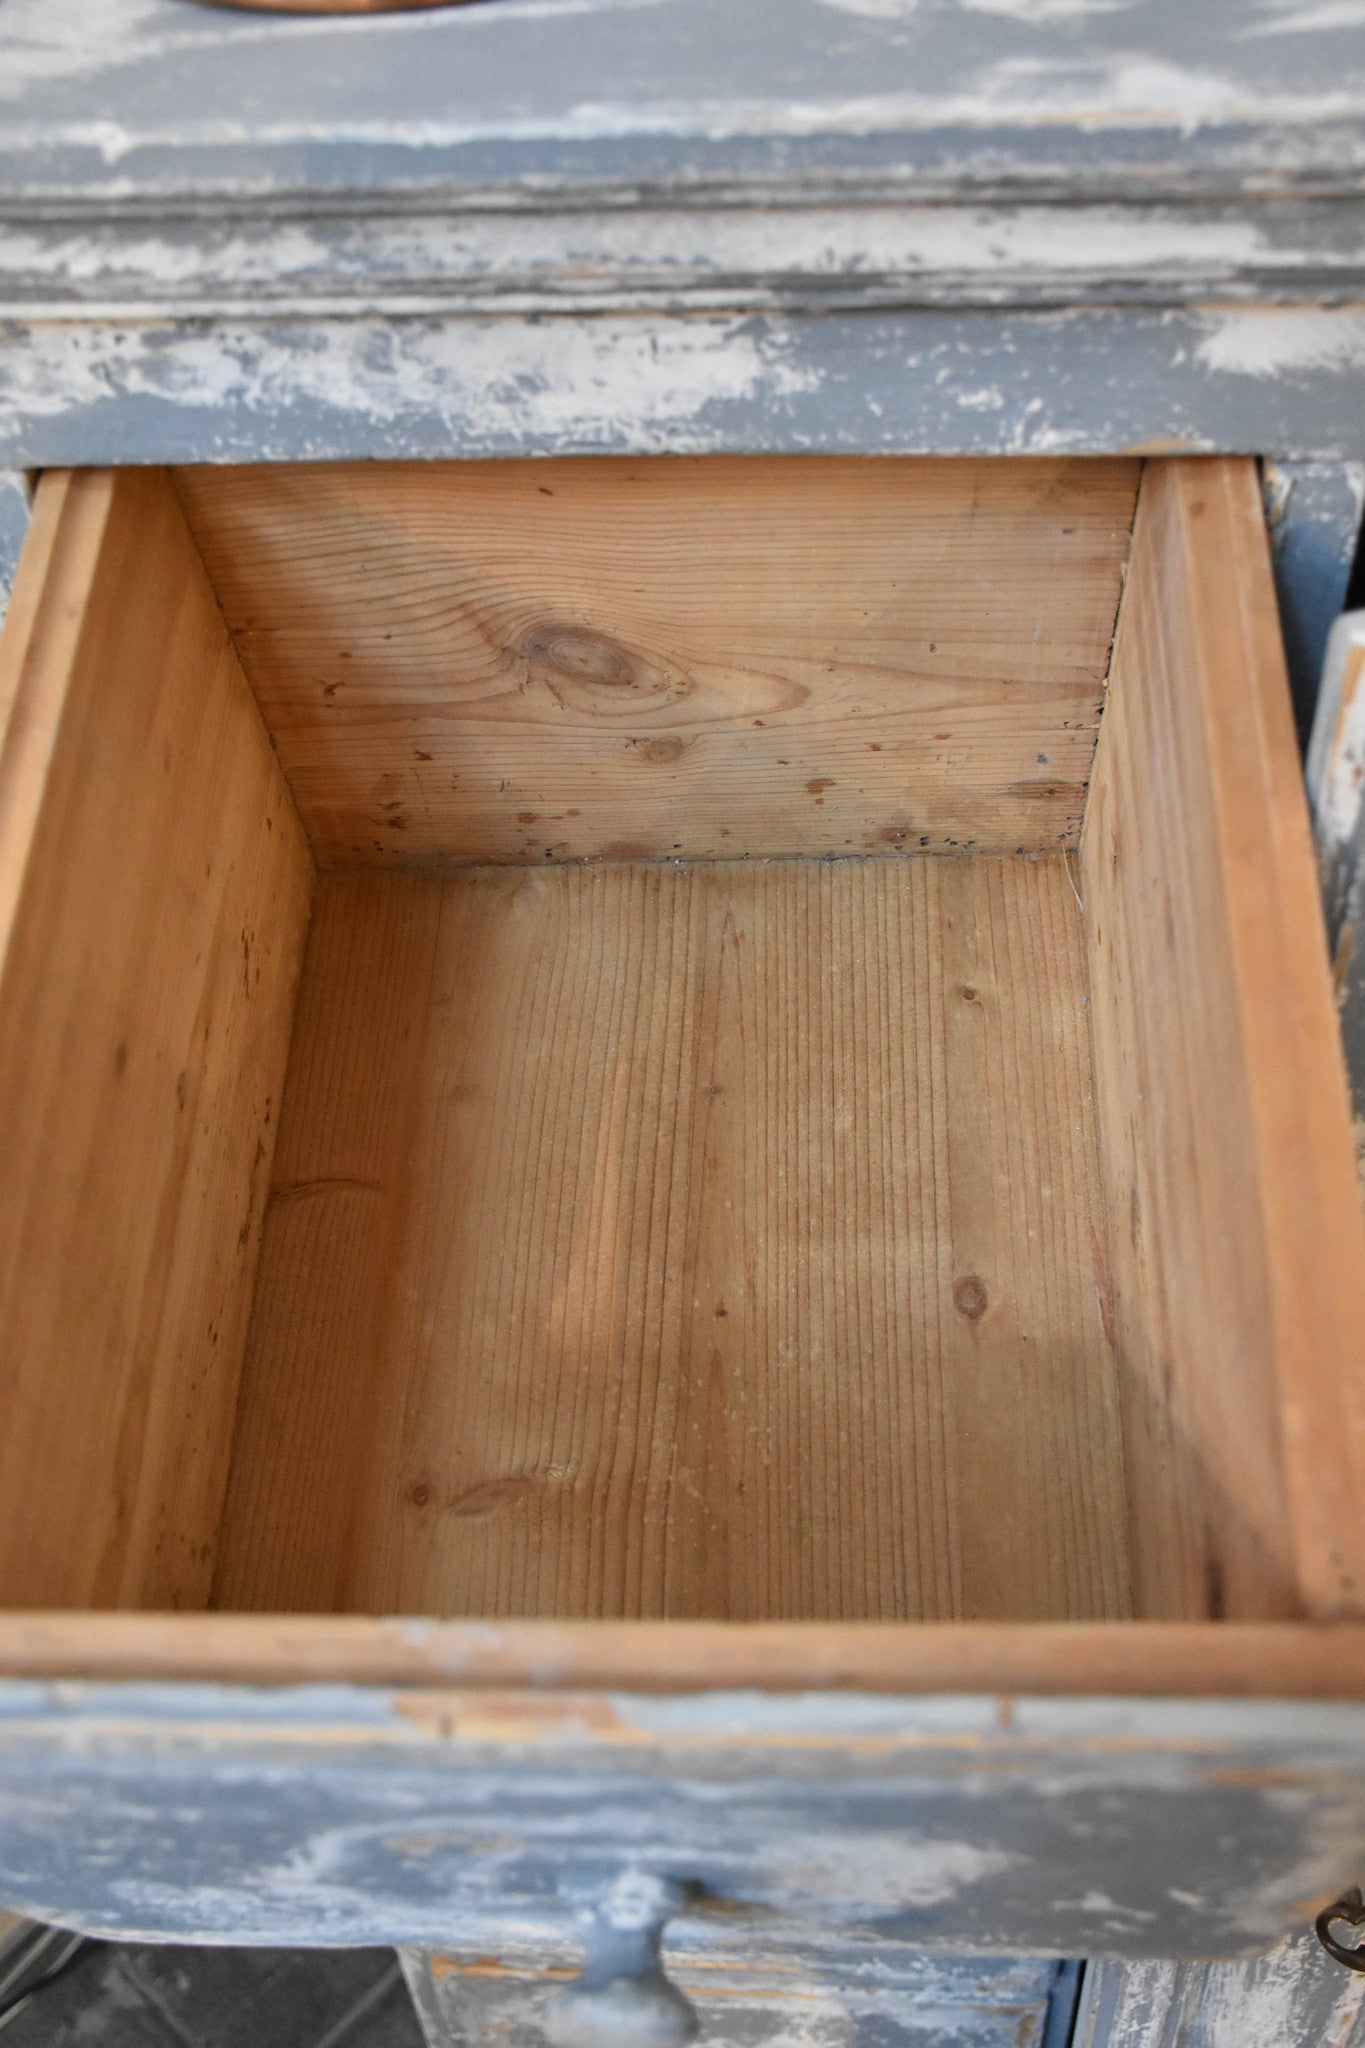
[0, 1685, 1362, 1959]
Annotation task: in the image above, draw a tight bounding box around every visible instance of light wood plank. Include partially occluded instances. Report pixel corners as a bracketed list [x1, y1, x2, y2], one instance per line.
[1081, 457, 1365, 1621]
[216, 855, 1130, 1622]
[174, 457, 1138, 865]
[7, 1613, 1365, 1696]
[0, 469, 315, 1609]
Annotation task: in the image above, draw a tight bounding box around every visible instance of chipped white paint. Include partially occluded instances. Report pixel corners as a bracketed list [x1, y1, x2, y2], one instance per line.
[2, 1684, 1365, 1954]
[2, 0, 1365, 204]
[403, 1936, 1065, 2048]
[1198, 1940, 1349, 2048]
[1076, 1932, 1365, 2048]
[0, 313, 820, 449]
[12, 65, 1365, 165]
[593, 1871, 681, 1933]
[0, 0, 668, 100]
[1195, 306, 1365, 377]
[1242, 0, 1365, 32]
[8, 302, 1365, 469]
[7, 202, 1364, 324]
[0, 1, 1363, 473]
[0, 473, 28, 622]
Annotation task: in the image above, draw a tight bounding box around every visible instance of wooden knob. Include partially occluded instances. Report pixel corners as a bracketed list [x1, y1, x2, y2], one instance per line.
[543, 1972, 699, 2048]
[543, 1873, 700, 2048]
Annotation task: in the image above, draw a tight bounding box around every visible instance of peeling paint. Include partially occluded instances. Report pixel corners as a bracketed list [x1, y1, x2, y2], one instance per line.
[1195, 306, 1365, 377]
[6, 305, 1365, 470]
[0, 472, 28, 623]
[1242, 0, 1365, 33]
[8, 201, 1365, 323]
[1075, 1930, 1365, 2047]
[0, 1685, 1363, 1953]
[3, 0, 1365, 206]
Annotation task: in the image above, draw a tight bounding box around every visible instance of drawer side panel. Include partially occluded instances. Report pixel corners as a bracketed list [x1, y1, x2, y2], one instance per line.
[0, 468, 315, 1609]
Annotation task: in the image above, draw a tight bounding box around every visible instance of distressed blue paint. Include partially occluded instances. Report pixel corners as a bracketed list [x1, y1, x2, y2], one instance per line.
[1075, 1931, 1365, 2047]
[0, 1686, 1362, 1956]
[7, 305, 1365, 470]
[2, 0, 1364, 203]
[6, 1681, 1365, 1744]
[1264, 461, 1365, 745]
[3, 5, 1365, 472]
[402, 1938, 1067, 2048]
[0, 470, 28, 618]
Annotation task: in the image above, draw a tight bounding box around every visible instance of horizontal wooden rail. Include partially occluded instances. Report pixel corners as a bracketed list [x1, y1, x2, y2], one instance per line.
[3, 1616, 1365, 1696]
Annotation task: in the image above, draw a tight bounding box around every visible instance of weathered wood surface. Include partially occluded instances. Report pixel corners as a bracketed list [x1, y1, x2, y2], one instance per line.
[8, 1616, 1365, 1697]
[1, 4, 1365, 465]
[175, 457, 1136, 863]
[399, 1940, 1068, 2048]
[0, 469, 315, 1611]
[0, 1684, 1362, 1958]
[1081, 458, 1365, 1623]
[1, 0, 1362, 204]
[217, 858, 1128, 1621]
[0, 474, 25, 613]
[1076, 1931, 1365, 2048]
[7, 309, 1365, 468]
[10, 205, 1365, 323]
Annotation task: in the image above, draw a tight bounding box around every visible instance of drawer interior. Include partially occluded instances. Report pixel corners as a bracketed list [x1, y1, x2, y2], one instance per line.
[0, 455, 1361, 1638]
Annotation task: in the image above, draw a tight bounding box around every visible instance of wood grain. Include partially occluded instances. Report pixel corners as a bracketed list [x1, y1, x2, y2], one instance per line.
[173, 458, 1138, 865]
[9, 1613, 1365, 1696]
[1081, 457, 1365, 1622]
[216, 855, 1131, 1622]
[0, 469, 314, 1610]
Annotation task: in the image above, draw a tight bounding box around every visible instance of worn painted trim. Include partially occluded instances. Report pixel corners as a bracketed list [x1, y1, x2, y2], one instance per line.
[7, 304, 1365, 468]
[0, 1684, 1363, 1955]
[400, 1938, 1071, 2048]
[1075, 1931, 1365, 2047]
[0, 472, 27, 620]
[3, 0, 1365, 206]
[6, 200, 1365, 321]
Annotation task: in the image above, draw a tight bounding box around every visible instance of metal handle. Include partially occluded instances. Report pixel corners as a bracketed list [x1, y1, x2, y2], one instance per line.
[1316, 1887, 1365, 1971]
[543, 1873, 699, 2048]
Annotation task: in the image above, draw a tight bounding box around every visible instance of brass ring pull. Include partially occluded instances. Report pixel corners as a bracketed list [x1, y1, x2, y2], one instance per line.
[1316, 1888, 1365, 1971]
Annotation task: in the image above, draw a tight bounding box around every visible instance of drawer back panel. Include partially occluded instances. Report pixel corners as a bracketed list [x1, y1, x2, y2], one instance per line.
[173, 457, 1139, 866]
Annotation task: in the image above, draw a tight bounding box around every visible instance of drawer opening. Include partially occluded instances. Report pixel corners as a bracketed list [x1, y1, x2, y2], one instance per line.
[0, 455, 1361, 1642]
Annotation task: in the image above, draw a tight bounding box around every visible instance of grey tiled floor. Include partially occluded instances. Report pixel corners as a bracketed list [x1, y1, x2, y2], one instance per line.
[0, 1940, 427, 2046]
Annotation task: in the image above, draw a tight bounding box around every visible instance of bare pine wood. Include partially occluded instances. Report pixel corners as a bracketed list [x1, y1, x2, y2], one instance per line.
[216, 856, 1131, 1622]
[0, 469, 314, 1610]
[9, 1613, 1365, 1696]
[173, 458, 1138, 866]
[1081, 457, 1365, 1622]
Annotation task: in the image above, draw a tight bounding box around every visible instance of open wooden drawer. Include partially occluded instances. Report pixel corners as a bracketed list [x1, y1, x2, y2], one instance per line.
[1, 455, 1364, 1960]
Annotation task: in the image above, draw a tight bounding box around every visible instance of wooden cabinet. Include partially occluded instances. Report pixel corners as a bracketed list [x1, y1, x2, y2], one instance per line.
[0, 454, 1363, 1967]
